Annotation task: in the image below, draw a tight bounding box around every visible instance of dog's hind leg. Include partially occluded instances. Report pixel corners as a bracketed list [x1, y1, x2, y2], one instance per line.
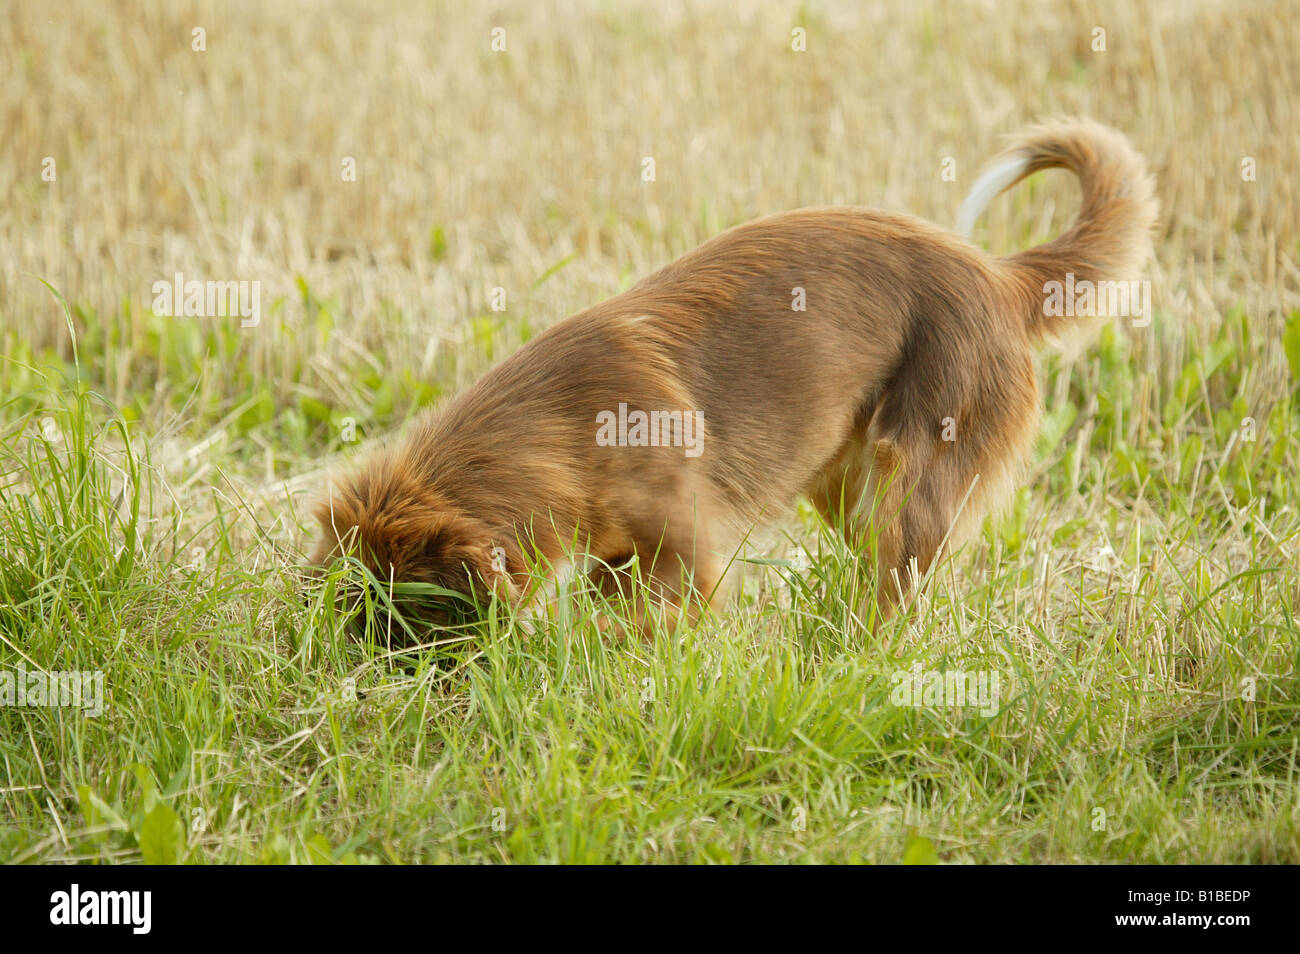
[857, 353, 1040, 622]
[859, 432, 957, 618]
[805, 352, 1038, 625]
[806, 420, 952, 622]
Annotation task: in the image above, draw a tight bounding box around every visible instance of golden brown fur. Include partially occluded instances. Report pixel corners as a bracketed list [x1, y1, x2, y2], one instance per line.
[309, 119, 1158, 639]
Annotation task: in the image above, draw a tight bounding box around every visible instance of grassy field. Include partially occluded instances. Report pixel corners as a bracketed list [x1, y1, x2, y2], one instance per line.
[2, 0, 1298, 864]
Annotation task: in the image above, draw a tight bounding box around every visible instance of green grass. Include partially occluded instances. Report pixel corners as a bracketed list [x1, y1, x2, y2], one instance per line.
[2, 285, 1298, 864]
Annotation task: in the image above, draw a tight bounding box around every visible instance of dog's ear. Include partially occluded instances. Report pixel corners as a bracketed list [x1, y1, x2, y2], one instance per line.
[308, 487, 363, 569]
[419, 515, 524, 605]
[464, 540, 524, 605]
[305, 468, 524, 608]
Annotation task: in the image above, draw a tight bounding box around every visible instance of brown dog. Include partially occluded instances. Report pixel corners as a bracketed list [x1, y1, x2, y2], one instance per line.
[309, 119, 1156, 639]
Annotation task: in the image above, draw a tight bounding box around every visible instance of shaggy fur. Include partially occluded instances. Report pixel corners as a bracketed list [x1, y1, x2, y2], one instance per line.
[309, 119, 1158, 639]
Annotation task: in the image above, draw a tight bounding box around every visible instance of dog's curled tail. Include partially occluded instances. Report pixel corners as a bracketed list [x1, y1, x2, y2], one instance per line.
[957, 118, 1158, 342]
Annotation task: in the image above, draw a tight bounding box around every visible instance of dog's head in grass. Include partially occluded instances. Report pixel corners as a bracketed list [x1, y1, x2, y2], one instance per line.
[308, 452, 524, 644]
